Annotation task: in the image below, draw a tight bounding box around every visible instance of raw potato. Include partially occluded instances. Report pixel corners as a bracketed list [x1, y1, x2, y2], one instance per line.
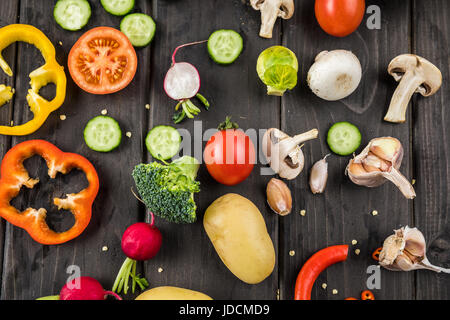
[135, 286, 213, 300]
[203, 193, 276, 284]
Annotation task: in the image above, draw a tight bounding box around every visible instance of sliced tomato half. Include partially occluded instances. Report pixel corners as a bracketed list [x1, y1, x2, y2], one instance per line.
[68, 27, 138, 94]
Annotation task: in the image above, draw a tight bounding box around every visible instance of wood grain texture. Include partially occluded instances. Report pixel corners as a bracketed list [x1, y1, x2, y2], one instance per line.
[1, 0, 150, 299]
[413, 0, 450, 300]
[0, 0, 449, 300]
[144, 0, 280, 300]
[280, 0, 414, 300]
[0, 0, 20, 297]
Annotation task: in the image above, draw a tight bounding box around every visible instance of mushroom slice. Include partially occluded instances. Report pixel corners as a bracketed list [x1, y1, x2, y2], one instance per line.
[250, 0, 295, 39]
[263, 128, 318, 180]
[384, 54, 442, 123]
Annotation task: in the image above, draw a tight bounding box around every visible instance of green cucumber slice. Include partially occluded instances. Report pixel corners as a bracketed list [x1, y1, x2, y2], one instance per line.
[84, 116, 122, 152]
[53, 0, 91, 31]
[327, 122, 362, 156]
[146, 125, 181, 160]
[101, 0, 135, 16]
[120, 13, 156, 47]
[207, 29, 243, 65]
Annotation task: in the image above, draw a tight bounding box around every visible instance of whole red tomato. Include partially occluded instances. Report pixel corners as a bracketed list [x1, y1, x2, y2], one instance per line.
[204, 118, 256, 186]
[315, 0, 365, 37]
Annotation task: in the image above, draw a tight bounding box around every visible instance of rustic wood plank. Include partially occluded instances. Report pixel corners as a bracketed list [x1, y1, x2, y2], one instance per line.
[144, 0, 280, 299]
[1, 0, 150, 299]
[279, 0, 414, 300]
[0, 0, 20, 297]
[413, 0, 450, 300]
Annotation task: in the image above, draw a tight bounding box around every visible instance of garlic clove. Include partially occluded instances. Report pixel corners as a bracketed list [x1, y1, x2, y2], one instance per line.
[369, 137, 403, 164]
[266, 178, 292, 216]
[379, 226, 450, 274]
[309, 154, 329, 194]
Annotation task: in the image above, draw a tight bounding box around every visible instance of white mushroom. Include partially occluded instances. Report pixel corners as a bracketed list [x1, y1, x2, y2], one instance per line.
[307, 50, 362, 101]
[250, 0, 294, 39]
[262, 128, 318, 180]
[384, 54, 442, 123]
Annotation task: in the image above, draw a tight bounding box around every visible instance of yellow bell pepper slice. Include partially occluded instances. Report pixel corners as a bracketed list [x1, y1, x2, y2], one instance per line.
[0, 24, 66, 135]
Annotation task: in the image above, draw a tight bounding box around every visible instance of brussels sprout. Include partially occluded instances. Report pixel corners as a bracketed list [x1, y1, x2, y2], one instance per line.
[256, 46, 299, 96]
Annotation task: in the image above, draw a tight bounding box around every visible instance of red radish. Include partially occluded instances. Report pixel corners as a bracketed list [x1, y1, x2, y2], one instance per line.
[164, 40, 210, 124]
[112, 212, 162, 295]
[60, 276, 122, 300]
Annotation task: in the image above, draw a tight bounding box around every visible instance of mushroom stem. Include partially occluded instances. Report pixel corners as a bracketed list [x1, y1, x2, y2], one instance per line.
[382, 168, 416, 199]
[384, 71, 425, 123]
[291, 129, 319, 146]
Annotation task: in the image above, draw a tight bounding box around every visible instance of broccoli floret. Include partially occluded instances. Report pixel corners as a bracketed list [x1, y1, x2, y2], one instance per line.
[132, 156, 200, 224]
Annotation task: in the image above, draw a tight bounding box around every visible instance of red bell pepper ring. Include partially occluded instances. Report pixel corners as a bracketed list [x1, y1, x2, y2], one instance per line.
[0, 140, 99, 245]
[294, 245, 349, 300]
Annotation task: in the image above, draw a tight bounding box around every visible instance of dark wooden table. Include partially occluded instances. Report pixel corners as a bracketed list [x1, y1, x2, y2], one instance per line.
[0, 0, 449, 300]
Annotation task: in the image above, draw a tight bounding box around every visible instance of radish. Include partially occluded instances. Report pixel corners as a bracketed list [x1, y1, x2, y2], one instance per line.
[60, 277, 122, 300]
[164, 40, 210, 124]
[112, 212, 162, 295]
[37, 276, 122, 300]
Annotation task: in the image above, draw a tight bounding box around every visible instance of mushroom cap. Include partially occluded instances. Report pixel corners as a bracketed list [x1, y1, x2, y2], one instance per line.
[388, 54, 442, 97]
[307, 50, 362, 101]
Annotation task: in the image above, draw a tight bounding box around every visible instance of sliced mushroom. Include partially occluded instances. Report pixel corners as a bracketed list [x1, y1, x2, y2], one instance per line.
[384, 54, 442, 123]
[262, 128, 318, 180]
[250, 0, 294, 39]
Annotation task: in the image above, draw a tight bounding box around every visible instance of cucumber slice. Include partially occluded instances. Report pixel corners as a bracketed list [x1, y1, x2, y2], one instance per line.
[54, 0, 91, 31]
[101, 0, 135, 16]
[327, 122, 361, 156]
[120, 13, 156, 47]
[146, 125, 181, 160]
[207, 29, 243, 65]
[84, 116, 122, 152]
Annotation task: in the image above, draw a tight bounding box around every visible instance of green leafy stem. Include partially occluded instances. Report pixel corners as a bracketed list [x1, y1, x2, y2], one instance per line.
[112, 257, 149, 295]
[173, 93, 210, 124]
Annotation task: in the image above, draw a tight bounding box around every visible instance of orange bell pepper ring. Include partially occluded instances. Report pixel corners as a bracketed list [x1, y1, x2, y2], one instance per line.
[0, 140, 99, 245]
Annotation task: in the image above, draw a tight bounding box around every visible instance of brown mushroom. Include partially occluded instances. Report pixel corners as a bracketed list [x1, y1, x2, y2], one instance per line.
[250, 0, 294, 39]
[384, 54, 442, 123]
[262, 128, 318, 180]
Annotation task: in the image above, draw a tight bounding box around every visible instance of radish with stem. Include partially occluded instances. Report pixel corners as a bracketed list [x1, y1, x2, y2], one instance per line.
[112, 211, 162, 294]
[164, 40, 210, 124]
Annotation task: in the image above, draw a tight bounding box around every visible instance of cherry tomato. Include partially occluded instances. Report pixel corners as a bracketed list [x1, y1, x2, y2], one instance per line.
[204, 127, 255, 186]
[361, 290, 375, 300]
[315, 0, 366, 37]
[68, 27, 137, 94]
[372, 247, 382, 261]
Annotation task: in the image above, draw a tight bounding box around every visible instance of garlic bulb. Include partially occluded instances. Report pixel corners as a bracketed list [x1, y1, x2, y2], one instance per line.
[346, 137, 416, 199]
[379, 226, 450, 273]
[309, 154, 330, 194]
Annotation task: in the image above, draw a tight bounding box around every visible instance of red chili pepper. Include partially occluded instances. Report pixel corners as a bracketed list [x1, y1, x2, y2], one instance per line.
[345, 297, 358, 300]
[372, 247, 382, 261]
[0, 140, 99, 245]
[361, 290, 375, 300]
[294, 245, 349, 300]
